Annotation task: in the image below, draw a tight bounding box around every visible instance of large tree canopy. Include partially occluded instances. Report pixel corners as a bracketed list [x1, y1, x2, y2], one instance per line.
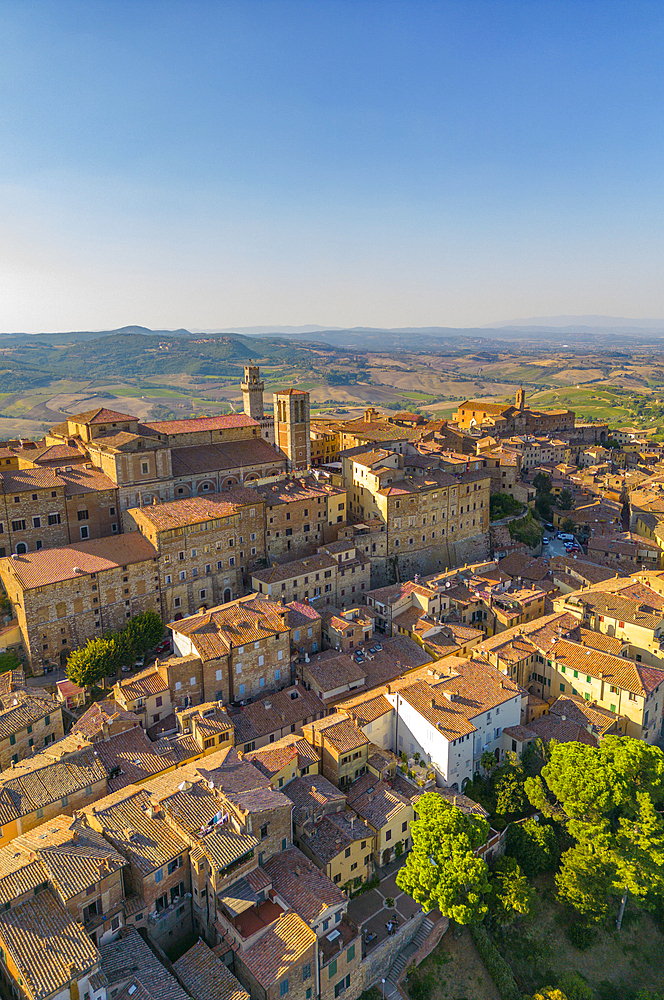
[526, 737, 664, 927]
[396, 793, 490, 924]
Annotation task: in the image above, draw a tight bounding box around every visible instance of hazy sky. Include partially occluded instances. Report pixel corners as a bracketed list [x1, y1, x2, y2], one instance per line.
[1, 0, 663, 332]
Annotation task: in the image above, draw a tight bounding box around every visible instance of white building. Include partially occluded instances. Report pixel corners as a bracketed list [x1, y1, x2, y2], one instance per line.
[384, 660, 522, 790]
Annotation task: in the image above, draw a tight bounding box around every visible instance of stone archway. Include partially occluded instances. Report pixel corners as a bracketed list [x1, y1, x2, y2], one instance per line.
[197, 481, 216, 494]
[222, 477, 239, 489]
[223, 588, 232, 603]
[15, 543, 27, 555]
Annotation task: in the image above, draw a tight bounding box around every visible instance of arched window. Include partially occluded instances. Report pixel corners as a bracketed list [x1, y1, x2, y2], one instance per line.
[15, 543, 27, 555]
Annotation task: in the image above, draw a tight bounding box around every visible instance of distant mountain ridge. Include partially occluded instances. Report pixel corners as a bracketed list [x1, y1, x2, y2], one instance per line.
[488, 314, 664, 330]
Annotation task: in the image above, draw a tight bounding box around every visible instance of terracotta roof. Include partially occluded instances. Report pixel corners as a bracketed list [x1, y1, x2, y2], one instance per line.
[310, 714, 369, 753]
[0, 890, 100, 1000]
[88, 787, 188, 873]
[252, 552, 337, 584]
[525, 713, 598, 746]
[174, 941, 249, 1000]
[0, 533, 157, 589]
[117, 666, 169, 701]
[72, 408, 137, 424]
[283, 774, 345, 817]
[58, 467, 118, 495]
[102, 926, 190, 1000]
[171, 596, 289, 660]
[130, 492, 262, 531]
[299, 810, 374, 864]
[244, 736, 319, 779]
[0, 848, 49, 905]
[255, 478, 344, 506]
[72, 700, 140, 740]
[263, 846, 345, 924]
[0, 467, 64, 493]
[286, 601, 322, 625]
[189, 827, 258, 870]
[550, 638, 664, 697]
[93, 726, 184, 790]
[0, 747, 107, 825]
[0, 688, 59, 740]
[346, 773, 411, 829]
[15, 816, 126, 900]
[341, 694, 392, 726]
[397, 660, 521, 741]
[143, 414, 258, 435]
[549, 694, 622, 736]
[232, 686, 324, 745]
[303, 652, 366, 694]
[170, 439, 285, 476]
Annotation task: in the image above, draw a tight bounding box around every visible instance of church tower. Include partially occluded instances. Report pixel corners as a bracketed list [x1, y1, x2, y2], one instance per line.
[273, 389, 311, 471]
[241, 365, 265, 420]
[515, 387, 526, 411]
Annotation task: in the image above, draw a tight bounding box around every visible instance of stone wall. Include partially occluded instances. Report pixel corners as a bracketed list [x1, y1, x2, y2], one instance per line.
[357, 910, 427, 991]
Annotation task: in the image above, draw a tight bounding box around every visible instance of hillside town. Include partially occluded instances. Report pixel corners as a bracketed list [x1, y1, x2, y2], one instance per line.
[0, 368, 662, 1000]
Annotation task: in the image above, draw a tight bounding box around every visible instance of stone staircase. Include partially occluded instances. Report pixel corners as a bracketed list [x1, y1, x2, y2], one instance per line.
[383, 916, 435, 999]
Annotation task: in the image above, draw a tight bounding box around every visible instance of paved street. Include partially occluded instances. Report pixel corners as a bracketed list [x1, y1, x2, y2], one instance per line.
[347, 855, 422, 957]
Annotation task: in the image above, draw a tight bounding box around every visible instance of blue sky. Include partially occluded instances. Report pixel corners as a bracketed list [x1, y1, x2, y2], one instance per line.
[1, 0, 663, 331]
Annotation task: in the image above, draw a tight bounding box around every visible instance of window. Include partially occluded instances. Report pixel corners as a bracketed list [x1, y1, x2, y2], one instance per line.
[302, 965, 311, 982]
[48, 513, 61, 525]
[77, 509, 89, 521]
[12, 520, 25, 532]
[168, 856, 182, 875]
[32, 516, 41, 528]
[261, 824, 268, 840]
[328, 961, 337, 979]
[275, 668, 281, 680]
[141, 462, 149, 474]
[385, 829, 391, 840]
[61, 796, 68, 807]
[347, 945, 355, 963]
[333, 873, 341, 884]
[80, 525, 89, 539]
[345, 847, 351, 858]
[280, 981, 289, 997]
[9, 734, 15, 746]
[155, 869, 163, 883]
[402, 820, 407, 832]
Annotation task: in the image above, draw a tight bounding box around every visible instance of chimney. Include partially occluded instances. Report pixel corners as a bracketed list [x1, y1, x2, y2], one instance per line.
[72, 831, 79, 843]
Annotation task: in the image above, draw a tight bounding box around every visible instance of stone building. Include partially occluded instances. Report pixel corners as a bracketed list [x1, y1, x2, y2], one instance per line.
[0, 890, 103, 1000]
[125, 491, 268, 620]
[170, 595, 294, 704]
[14, 815, 128, 946]
[274, 389, 311, 471]
[254, 476, 347, 562]
[0, 534, 159, 672]
[84, 784, 193, 952]
[0, 679, 63, 769]
[301, 714, 370, 789]
[45, 407, 287, 512]
[242, 364, 275, 445]
[251, 539, 371, 611]
[454, 389, 575, 436]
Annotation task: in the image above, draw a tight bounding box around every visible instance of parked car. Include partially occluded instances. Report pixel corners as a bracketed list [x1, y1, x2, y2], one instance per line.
[155, 639, 171, 655]
[542, 537, 549, 544]
[134, 657, 144, 669]
[121, 665, 132, 673]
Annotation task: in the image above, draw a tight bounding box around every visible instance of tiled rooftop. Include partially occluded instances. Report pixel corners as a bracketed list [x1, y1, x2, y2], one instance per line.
[174, 940, 249, 1000]
[232, 685, 324, 745]
[0, 890, 100, 1000]
[1, 533, 157, 589]
[130, 492, 262, 530]
[171, 596, 290, 660]
[263, 846, 345, 924]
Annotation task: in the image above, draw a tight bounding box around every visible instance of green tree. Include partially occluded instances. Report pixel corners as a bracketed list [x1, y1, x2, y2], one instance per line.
[480, 750, 498, 775]
[533, 472, 552, 494]
[122, 611, 164, 659]
[395, 794, 490, 924]
[561, 517, 577, 534]
[620, 481, 631, 532]
[495, 771, 527, 817]
[505, 817, 559, 877]
[0, 649, 21, 674]
[529, 990, 569, 1000]
[490, 856, 533, 923]
[557, 489, 574, 510]
[66, 637, 118, 689]
[526, 737, 664, 928]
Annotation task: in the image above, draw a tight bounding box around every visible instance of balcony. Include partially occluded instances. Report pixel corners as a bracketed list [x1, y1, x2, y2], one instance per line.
[398, 759, 436, 790]
[215, 876, 285, 948]
[319, 914, 359, 966]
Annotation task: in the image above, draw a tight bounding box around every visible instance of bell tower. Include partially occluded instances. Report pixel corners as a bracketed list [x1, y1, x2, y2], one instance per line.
[273, 389, 311, 471]
[241, 364, 265, 420]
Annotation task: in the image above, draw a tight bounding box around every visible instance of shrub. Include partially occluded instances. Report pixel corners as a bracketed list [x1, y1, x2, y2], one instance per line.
[469, 924, 520, 1000]
[564, 920, 596, 951]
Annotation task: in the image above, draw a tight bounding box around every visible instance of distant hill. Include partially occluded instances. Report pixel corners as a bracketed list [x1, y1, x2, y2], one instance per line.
[487, 315, 664, 330]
